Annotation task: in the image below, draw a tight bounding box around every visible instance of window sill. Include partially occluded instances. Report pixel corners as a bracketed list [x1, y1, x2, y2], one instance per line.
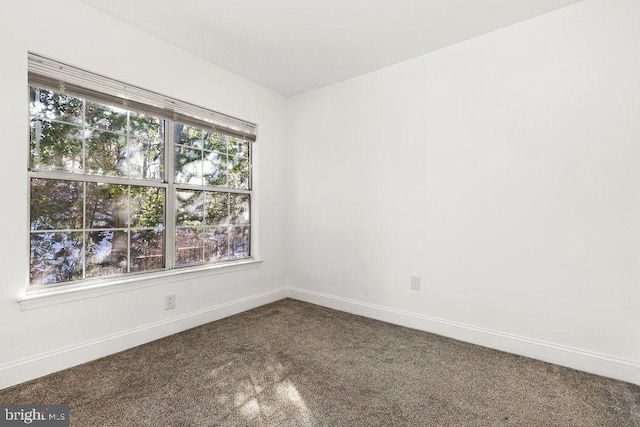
[18, 259, 263, 311]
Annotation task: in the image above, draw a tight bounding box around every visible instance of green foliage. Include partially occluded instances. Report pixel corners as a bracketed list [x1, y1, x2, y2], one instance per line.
[30, 232, 83, 284]
[174, 122, 249, 189]
[29, 89, 250, 285]
[30, 179, 83, 230]
[30, 86, 164, 179]
[131, 187, 164, 228]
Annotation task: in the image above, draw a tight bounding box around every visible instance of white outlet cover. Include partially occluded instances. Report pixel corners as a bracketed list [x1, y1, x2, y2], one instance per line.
[165, 294, 176, 310]
[411, 276, 421, 291]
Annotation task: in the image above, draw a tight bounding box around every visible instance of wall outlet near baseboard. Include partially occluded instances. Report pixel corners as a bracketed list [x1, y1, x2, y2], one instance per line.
[165, 294, 176, 310]
[410, 276, 421, 291]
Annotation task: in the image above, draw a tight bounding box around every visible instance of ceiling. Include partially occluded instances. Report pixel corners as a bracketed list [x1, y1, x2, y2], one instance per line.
[78, 0, 582, 96]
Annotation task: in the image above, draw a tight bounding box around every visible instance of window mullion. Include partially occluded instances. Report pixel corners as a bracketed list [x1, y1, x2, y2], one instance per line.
[82, 182, 87, 280]
[28, 170, 167, 188]
[82, 101, 87, 280]
[126, 113, 131, 274]
[127, 185, 131, 274]
[165, 119, 176, 270]
[201, 140, 205, 263]
[173, 183, 251, 194]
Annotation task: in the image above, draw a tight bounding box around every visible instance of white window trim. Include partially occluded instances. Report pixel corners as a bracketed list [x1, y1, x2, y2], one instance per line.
[24, 53, 260, 299]
[18, 258, 263, 311]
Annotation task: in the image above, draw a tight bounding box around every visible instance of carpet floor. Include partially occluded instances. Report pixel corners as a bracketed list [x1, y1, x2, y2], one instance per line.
[1, 298, 639, 426]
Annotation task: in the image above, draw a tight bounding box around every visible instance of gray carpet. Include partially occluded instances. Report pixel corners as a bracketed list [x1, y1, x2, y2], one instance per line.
[1, 298, 638, 426]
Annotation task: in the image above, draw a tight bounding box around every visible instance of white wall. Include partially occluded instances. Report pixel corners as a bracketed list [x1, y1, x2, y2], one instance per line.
[2, 0, 639, 390]
[0, 0, 288, 388]
[288, 0, 640, 384]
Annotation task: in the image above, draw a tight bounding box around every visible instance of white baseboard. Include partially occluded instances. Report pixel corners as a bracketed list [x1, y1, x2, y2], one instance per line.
[0, 287, 287, 390]
[287, 287, 640, 386]
[3, 285, 638, 391]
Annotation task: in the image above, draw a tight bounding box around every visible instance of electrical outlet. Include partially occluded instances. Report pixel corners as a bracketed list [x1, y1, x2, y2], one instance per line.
[165, 293, 176, 310]
[410, 276, 421, 291]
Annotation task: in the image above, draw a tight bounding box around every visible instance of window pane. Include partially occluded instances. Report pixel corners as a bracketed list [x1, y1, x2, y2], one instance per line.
[85, 183, 128, 229]
[85, 129, 127, 176]
[203, 151, 227, 186]
[30, 119, 83, 172]
[85, 101, 128, 133]
[176, 191, 203, 226]
[228, 136, 249, 158]
[203, 131, 226, 152]
[229, 194, 250, 225]
[203, 227, 228, 261]
[30, 87, 83, 125]
[29, 78, 252, 286]
[175, 145, 202, 184]
[30, 178, 83, 231]
[175, 123, 203, 148]
[131, 230, 164, 272]
[30, 232, 83, 285]
[129, 114, 164, 180]
[176, 227, 203, 265]
[86, 230, 128, 278]
[228, 155, 250, 189]
[230, 226, 250, 258]
[131, 186, 165, 229]
[204, 192, 229, 225]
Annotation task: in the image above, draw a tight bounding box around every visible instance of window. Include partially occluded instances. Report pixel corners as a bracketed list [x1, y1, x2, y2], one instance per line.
[28, 53, 255, 289]
[173, 124, 251, 266]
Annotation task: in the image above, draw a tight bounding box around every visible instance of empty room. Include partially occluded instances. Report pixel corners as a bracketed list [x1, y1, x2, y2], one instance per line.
[1, 0, 639, 425]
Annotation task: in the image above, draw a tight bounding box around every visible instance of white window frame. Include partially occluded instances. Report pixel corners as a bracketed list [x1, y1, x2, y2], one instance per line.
[22, 53, 260, 306]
